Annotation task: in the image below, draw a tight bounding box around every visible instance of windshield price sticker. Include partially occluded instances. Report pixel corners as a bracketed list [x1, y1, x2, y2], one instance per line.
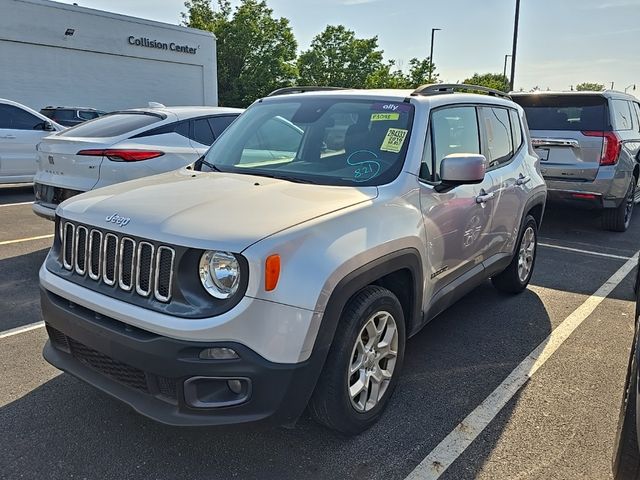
[371, 113, 400, 122]
[380, 128, 408, 153]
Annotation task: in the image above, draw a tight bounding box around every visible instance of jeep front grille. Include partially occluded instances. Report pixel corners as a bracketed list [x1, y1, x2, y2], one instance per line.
[61, 221, 175, 302]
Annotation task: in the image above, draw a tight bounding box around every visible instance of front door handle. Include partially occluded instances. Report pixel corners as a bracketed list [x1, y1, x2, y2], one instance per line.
[516, 175, 531, 186]
[0, 135, 16, 139]
[476, 191, 495, 204]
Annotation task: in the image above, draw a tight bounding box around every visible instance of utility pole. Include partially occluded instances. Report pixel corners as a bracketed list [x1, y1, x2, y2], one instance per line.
[429, 28, 441, 83]
[509, 0, 521, 92]
[503, 54, 512, 81]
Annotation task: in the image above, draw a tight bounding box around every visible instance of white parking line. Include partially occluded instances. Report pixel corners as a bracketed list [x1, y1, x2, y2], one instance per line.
[405, 251, 639, 480]
[0, 321, 45, 339]
[539, 242, 632, 261]
[0, 201, 34, 207]
[0, 234, 53, 246]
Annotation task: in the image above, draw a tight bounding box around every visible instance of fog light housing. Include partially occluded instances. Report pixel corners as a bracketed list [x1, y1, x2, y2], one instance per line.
[183, 376, 251, 408]
[199, 347, 239, 360]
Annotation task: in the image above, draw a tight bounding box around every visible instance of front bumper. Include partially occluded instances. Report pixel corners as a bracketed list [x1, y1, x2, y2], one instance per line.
[41, 287, 322, 427]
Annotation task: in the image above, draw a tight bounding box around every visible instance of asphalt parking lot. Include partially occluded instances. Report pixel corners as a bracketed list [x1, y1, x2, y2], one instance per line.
[1, 183, 638, 480]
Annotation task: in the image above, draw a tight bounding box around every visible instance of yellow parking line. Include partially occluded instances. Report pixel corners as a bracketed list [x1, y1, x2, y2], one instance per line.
[0, 234, 53, 246]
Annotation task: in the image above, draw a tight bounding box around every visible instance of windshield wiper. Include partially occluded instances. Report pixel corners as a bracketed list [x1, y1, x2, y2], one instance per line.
[250, 172, 317, 184]
[194, 156, 222, 172]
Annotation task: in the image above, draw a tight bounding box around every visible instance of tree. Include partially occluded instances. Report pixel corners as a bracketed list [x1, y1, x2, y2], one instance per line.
[463, 72, 510, 92]
[297, 25, 385, 88]
[182, 0, 298, 107]
[576, 82, 604, 92]
[364, 57, 437, 89]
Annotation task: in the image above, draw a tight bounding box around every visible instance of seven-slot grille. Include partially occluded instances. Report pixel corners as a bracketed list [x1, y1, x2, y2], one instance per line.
[61, 220, 175, 302]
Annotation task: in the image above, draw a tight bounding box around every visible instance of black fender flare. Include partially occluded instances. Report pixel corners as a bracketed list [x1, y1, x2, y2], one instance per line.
[286, 248, 423, 419]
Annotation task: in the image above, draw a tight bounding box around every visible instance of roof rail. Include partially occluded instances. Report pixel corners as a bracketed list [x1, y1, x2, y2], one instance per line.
[267, 86, 347, 97]
[411, 83, 511, 100]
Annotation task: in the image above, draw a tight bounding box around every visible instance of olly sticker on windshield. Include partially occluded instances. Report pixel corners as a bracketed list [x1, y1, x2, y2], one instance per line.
[370, 102, 412, 113]
[380, 128, 408, 153]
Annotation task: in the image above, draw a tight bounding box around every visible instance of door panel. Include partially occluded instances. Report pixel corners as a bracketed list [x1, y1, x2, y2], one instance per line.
[0, 129, 45, 176]
[420, 175, 495, 295]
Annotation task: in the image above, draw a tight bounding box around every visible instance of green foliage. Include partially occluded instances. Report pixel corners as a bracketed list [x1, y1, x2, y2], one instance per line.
[365, 58, 438, 89]
[297, 25, 385, 88]
[182, 0, 297, 107]
[575, 82, 605, 92]
[462, 72, 510, 92]
[181, 3, 444, 103]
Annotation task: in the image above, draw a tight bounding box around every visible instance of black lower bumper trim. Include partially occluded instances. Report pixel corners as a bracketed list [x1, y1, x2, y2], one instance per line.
[41, 287, 322, 427]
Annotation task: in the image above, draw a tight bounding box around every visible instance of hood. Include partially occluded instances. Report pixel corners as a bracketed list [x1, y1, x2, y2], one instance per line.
[58, 169, 378, 251]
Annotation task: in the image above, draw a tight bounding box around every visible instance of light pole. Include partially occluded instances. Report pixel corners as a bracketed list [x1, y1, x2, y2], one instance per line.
[429, 28, 441, 83]
[509, 0, 521, 91]
[503, 54, 512, 82]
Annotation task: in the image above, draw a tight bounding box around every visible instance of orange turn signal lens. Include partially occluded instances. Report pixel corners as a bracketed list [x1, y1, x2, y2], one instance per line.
[265, 254, 281, 291]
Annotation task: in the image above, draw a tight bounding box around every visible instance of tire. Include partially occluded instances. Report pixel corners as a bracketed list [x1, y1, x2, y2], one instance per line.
[604, 179, 636, 232]
[491, 215, 538, 294]
[308, 285, 406, 435]
[613, 336, 640, 480]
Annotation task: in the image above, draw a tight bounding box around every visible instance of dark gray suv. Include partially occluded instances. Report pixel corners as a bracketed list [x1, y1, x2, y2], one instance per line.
[512, 91, 640, 231]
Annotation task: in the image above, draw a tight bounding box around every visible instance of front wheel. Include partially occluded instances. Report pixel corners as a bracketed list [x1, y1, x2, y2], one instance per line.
[492, 215, 538, 294]
[308, 285, 406, 435]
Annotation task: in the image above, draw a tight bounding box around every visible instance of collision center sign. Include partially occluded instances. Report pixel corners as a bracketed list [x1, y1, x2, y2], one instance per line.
[128, 36, 198, 54]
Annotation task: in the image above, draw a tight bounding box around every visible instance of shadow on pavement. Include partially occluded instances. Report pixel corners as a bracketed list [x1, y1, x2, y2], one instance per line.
[0, 184, 34, 205]
[0, 248, 49, 331]
[1, 284, 552, 480]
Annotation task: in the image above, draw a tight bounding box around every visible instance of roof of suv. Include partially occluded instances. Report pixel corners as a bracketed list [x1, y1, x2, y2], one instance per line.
[259, 87, 518, 109]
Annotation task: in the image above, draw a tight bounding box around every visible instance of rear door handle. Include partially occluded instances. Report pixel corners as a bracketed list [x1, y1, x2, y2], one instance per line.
[476, 192, 495, 204]
[516, 175, 531, 186]
[0, 135, 16, 139]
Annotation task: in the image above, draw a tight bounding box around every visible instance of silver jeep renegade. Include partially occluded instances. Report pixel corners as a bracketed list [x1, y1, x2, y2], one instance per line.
[40, 85, 546, 435]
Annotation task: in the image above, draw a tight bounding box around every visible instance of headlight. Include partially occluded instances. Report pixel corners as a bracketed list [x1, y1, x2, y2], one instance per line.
[199, 251, 241, 299]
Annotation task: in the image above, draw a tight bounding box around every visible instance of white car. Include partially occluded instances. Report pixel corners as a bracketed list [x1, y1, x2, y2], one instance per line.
[33, 104, 242, 220]
[0, 98, 64, 184]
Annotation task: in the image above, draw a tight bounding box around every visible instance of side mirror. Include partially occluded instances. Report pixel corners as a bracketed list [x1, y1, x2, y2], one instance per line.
[38, 121, 56, 132]
[438, 154, 487, 190]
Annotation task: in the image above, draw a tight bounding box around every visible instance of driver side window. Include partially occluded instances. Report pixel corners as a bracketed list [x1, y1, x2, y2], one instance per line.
[428, 106, 480, 181]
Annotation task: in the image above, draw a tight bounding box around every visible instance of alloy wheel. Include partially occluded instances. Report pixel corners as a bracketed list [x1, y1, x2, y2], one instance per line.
[348, 311, 399, 413]
[517, 226, 536, 283]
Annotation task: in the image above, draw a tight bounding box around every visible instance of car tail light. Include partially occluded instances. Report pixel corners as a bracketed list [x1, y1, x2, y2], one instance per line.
[581, 131, 621, 166]
[77, 149, 164, 162]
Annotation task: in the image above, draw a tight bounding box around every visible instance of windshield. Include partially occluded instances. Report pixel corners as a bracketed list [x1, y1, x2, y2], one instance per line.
[201, 98, 414, 186]
[513, 95, 609, 131]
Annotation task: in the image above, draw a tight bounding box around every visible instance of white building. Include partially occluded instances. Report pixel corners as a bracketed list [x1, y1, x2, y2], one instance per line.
[0, 0, 218, 111]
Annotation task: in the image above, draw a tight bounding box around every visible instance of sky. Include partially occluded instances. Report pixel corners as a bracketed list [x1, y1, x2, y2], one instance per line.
[59, 0, 640, 93]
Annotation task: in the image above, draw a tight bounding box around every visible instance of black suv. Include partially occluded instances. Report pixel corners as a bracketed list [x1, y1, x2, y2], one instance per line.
[40, 106, 106, 127]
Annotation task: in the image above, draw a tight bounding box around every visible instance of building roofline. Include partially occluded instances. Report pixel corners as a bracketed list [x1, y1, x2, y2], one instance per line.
[12, 0, 216, 39]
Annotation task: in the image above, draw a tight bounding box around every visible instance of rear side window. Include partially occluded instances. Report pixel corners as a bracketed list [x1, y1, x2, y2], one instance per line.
[634, 104, 640, 133]
[513, 95, 608, 131]
[59, 113, 162, 138]
[480, 107, 513, 167]
[208, 115, 237, 137]
[611, 100, 633, 131]
[510, 109, 523, 151]
[192, 118, 215, 145]
[0, 104, 44, 130]
[52, 110, 77, 122]
[78, 111, 99, 120]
